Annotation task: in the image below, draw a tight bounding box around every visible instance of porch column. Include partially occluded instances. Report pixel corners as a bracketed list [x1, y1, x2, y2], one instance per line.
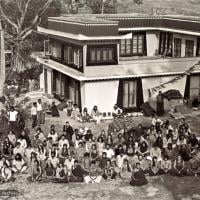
[47, 68, 52, 94]
[39, 67, 45, 92]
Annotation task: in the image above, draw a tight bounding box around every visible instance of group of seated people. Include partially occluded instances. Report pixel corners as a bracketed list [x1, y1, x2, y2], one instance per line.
[68, 104, 123, 123]
[0, 115, 200, 186]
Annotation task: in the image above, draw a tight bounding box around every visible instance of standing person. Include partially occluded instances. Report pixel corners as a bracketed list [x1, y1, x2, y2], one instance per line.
[8, 107, 18, 131]
[37, 99, 43, 126]
[156, 91, 164, 116]
[31, 102, 37, 128]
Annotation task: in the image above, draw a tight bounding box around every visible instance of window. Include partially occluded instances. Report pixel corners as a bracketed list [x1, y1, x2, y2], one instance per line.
[132, 34, 144, 54]
[51, 42, 61, 59]
[197, 38, 200, 56]
[174, 38, 182, 57]
[88, 46, 116, 65]
[185, 40, 194, 57]
[63, 45, 83, 69]
[190, 76, 200, 98]
[123, 81, 137, 108]
[120, 33, 146, 56]
[159, 32, 173, 56]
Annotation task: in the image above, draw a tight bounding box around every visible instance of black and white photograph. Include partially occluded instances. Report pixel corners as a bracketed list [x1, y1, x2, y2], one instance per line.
[0, 0, 200, 199]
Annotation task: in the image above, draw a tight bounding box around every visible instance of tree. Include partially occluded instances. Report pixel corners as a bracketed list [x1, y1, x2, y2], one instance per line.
[0, 0, 54, 73]
[86, 0, 116, 14]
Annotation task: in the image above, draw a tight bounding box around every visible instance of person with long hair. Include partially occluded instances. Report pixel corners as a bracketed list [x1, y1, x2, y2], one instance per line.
[120, 159, 132, 179]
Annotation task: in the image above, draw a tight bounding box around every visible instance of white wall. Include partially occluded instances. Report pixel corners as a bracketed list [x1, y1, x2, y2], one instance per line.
[146, 31, 159, 56]
[173, 33, 198, 57]
[82, 80, 119, 113]
[142, 75, 187, 102]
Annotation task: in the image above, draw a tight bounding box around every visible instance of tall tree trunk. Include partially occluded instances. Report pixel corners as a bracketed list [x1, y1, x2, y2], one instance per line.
[0, 24, 5, 97]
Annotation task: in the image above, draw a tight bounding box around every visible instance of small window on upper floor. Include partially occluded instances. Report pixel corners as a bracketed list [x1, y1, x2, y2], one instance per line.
[185, 40, 194, 57]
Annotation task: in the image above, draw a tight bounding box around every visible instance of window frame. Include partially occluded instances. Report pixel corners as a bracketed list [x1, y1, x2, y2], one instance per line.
[87, 44, 117, 66]
[185, 39, 194, 57]
[174, 38, 182, 58]
[120, 32, 146, 57]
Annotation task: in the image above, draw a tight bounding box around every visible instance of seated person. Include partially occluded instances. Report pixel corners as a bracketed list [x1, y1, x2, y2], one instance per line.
[172, 155, 186, 176]
[64, 155, 75, 176]
[91, 105, 102, 124]
[130, 162, 148, 187]
[48, 129, 59, 145]
[29, 159, 42, 182]
[99, 152, 110, 169]
[51, 102, 60, 117]
[12, 153, 27, 173]
[103, 144, 115, 160]
[1, 162, 15, 183]
[188, 134, 199, 153]
[49, 152, 60, 169]
[2, 137, 13, 158]
[7, 130, 16, 147]
[70, 160, 86, 182]
[59, 144, 69, 164]
[58, 135, 70, 150]
[34, 127, 46, 143]
[137, 141, 149, 157]
[187, 158, 200, 176]
[149, 156, 162, 176]
[90, 144, 99, 162]
[84, 161, 102, 184]
[53, 163, 68, 183]
[120, 159, 132, 179]
[82, 153, 90, 172]
[44, 159, 56, 180]
[13, 142, 25, 158]
[161, 155, 172, 174]
[112, 104, 123, 118]
[0, 156, 10, 171]
[71, 104, 82, 121]
[102, 159, 117, 180]
[116, 152, 127, 170]
[82, 107, 91, 122]
[75, 142, 86, 162]
[150, 145, 162, 161]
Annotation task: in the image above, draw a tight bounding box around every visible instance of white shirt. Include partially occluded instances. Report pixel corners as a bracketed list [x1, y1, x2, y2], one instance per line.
[58, 139, 70, 149]
[31, 106, 37, 115]
[17, 139, 27, 149]
[8, 111, 18, 122]
[13, 147, 24, 157]
[50, 157, 59, 168]
[103, 149, 115, 159]
[37, 103, 42, 111]
[48, 133, 59, 143]
[64, 158, 75, 171]
[116, 155, 127, 169]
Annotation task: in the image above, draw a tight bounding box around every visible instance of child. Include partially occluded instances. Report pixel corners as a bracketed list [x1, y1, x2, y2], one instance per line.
[53, 163, 68, 183]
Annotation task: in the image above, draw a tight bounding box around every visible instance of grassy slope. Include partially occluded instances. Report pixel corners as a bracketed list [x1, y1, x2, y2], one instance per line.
[116, 0, 200, 16]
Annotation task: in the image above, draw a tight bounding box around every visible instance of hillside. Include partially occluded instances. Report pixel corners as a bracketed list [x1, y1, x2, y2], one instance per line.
[116, 0, 200, 16]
